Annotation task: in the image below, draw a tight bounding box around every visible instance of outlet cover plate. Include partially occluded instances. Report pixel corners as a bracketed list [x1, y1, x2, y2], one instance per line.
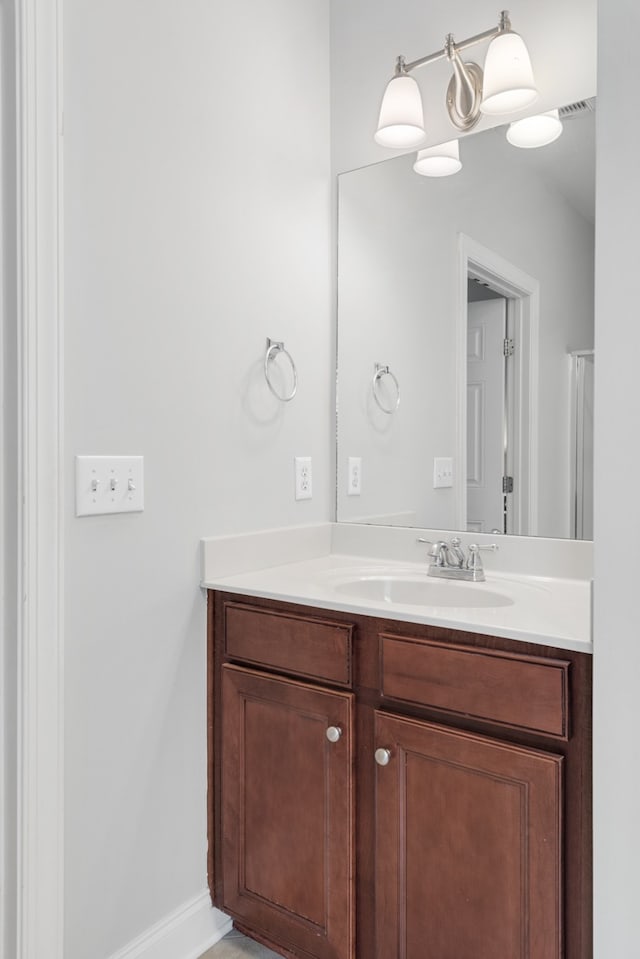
[348, 457, 362, 496]
[76, 455, 144, 516]
[294, 456, 312, 501]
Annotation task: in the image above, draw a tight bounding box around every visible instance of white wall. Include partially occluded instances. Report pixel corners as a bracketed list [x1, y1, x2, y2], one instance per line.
[62, 2, 330, 957]
[337, 130, 594, 536]
[593, 0, 640, 952]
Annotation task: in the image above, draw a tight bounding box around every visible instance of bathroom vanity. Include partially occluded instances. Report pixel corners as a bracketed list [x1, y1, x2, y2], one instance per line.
[205, 537, 592, 959]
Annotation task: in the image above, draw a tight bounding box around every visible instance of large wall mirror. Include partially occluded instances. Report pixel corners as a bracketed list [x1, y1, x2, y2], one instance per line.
[336, 101, 595, 540]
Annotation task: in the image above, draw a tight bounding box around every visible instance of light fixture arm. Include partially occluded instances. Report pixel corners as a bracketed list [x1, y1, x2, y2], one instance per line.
[402, 11, 511, 75]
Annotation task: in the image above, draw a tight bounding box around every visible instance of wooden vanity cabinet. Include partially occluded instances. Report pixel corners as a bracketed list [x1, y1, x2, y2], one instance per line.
[208, 592, 592, 959]
[374, 712, 563, 959]
[220, 665, 354, 959]
[209, 599, 356, 959]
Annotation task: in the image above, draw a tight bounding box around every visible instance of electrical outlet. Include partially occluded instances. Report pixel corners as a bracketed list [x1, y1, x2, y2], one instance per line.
[348, 457, 362, 496]
[433, 456, 454, 489]
[294, 456, 312, 500]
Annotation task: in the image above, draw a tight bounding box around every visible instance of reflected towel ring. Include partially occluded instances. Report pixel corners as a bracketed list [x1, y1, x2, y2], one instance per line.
[264, 338, 298, 402]
[372, 363, 400, 414]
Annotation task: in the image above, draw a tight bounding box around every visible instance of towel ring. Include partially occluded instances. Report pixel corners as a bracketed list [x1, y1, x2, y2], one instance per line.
[264, 338, 298, 402]
[372, 363, 400, 414]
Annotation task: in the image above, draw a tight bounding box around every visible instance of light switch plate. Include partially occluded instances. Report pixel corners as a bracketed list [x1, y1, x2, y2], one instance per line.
[75, 455, 144, 516]
[433, 456, 454, 489]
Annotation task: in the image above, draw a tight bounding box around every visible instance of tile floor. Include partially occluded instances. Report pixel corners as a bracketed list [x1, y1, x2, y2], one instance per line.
[199, 928, 283, 959]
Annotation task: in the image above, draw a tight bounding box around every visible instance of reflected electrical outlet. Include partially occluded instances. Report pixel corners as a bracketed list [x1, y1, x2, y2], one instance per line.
[348, 457, 362, 495]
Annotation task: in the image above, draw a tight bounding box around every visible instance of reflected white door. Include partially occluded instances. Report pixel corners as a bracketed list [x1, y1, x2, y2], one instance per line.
[467, 299, 506, 533]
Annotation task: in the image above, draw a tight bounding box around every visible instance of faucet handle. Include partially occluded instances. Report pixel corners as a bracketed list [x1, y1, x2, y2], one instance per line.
[416, 537, 435, 559]
[431, 541, 449, 565]
[466, 543, 499, 571]
[416, 537, 447, 565]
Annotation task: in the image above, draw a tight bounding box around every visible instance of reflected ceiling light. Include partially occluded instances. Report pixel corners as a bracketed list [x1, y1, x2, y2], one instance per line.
[506, 109, 563, 148]
[413, 140, 462, 177]
[374, 10, 538, 147]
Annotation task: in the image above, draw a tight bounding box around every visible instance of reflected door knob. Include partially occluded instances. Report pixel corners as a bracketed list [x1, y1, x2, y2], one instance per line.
[375, 748, 392, 766]
[326, 726, 342, 743]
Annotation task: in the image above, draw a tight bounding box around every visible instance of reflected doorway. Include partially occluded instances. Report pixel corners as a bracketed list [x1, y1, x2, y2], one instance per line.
[467, 283, 509, 534]
[570, 350, 594, 539]
[457, 234, 540, 537]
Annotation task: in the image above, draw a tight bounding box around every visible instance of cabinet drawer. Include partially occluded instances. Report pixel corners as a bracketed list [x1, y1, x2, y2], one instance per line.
[224, 602, 353, 687]
[380, 633, 570, 739]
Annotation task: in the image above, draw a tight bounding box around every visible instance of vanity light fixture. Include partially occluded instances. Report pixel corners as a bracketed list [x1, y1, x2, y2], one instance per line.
[506, 109, 563, 148]
[413, 139, 462, 177]
[375, 70, 426, 148]
[479, 23, 537, 116]
[374, 9, 538, 148]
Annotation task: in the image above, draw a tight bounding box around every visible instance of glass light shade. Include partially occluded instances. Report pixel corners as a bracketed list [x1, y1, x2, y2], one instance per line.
[413, 140, 462, 177]
[480, 31, 538, 116]
[375, 74, 426, 148]
[506, 110, 563, 148]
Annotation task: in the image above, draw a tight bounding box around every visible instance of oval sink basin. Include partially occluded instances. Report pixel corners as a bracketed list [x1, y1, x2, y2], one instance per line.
[333, 575, 514, 609]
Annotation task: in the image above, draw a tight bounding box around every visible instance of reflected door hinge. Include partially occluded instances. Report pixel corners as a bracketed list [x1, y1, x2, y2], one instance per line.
[502, 475, 514, 494]
[503, 338, 515, 357]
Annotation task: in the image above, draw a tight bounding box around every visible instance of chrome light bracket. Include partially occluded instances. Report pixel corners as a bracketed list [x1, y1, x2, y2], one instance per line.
[445, 35, 483, 132]
[446, 60, 483, 131]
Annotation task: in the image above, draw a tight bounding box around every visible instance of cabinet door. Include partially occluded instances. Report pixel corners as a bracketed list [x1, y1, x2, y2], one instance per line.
[221, 664, 354, 959]
[374, 712, 563, 959]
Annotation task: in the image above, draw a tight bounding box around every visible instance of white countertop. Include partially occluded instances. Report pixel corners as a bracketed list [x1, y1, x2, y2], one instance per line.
[202, 550, 592, 655]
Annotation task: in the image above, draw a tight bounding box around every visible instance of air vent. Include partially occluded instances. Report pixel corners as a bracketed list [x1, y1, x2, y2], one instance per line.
[559, 98, 596, 120]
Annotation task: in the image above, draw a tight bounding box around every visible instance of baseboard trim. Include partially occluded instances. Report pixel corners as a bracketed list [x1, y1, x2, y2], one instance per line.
[106, 891, 232, 959]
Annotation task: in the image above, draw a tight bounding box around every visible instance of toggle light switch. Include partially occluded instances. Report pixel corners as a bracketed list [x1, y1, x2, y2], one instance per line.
[75, 456, 144, 516]
[433, 457, 454, 489]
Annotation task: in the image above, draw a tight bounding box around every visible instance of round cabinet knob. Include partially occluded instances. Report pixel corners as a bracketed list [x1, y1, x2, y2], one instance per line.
[375, 748, 392, 767]
[326, 726, 342, 743]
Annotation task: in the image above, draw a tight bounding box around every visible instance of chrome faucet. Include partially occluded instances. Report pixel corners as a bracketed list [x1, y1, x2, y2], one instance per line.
[417, 537, 498, 582]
